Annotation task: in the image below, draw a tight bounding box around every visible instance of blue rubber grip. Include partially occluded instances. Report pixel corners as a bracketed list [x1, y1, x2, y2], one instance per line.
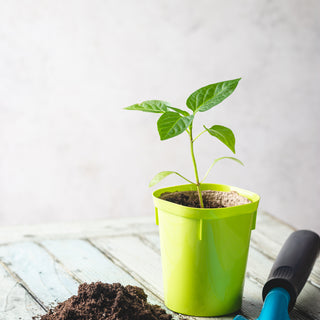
[258, 288, 291, 320]
[262, 230, 320, 311]
[233, 316, 247, 320]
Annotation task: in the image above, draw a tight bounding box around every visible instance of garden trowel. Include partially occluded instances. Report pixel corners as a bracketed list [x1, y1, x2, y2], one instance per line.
[234, 229, 320, 320]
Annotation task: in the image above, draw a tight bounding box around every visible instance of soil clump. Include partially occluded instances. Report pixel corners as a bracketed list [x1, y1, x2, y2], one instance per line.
[160, 190, 251, 208]
[38, 282, 182, 320]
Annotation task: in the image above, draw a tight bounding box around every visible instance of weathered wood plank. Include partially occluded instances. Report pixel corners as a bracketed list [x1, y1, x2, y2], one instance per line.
[0, 216, 157, 245]
[144, 233, 161, 252]
[138, 232, 161, 254]
[0, 242, 79, 308]
[91, 235, 164, 297]
[0, 212, 316, 320]
[40, 239, 138, 285]
[0, 265, 45, 320]
[40, 239, 186, 320]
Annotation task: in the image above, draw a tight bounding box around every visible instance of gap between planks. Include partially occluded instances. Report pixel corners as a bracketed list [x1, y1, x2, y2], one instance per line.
[0, 216, 158, 245]
[0, 266, 46, 320]
[0, 259, 48, 313]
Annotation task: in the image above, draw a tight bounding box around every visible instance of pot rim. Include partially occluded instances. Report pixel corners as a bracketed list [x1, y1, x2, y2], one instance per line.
[153, 183, 260, 221]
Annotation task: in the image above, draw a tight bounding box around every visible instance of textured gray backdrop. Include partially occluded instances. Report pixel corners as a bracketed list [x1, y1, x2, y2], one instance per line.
[0, 0, 319, 232]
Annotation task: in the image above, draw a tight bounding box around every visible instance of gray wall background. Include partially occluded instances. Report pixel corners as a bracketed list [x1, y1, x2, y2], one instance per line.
[0, 0, 319, 232]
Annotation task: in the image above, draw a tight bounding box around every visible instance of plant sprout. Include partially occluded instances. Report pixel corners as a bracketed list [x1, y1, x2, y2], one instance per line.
[125, 78, 243, 208]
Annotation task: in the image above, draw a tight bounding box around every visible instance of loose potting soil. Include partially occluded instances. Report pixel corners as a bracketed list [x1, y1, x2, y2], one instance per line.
[160, 190, 251, 208]
[38, 282, 183, 320]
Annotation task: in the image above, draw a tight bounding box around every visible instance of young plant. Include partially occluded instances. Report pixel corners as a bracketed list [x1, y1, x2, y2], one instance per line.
[124, 79, 243, 208]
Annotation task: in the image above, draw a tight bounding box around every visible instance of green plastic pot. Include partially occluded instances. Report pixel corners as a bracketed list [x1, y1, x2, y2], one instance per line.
[153, 183, 260, 317]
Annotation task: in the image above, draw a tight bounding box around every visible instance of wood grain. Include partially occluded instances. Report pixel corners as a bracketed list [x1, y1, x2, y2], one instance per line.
[0, 265, 45, 320]
[0, 242, 78, 308]
[0, 216, 157, 245]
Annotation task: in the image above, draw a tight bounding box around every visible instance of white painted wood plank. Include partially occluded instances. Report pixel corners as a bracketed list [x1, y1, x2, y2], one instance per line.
[92, 235, 164, 297]
[0, 242, 79, 308]
[0, 265, 45, 320]
[144, 233, 161, 252]
[0, 212, 315, 319]
[0, 216, 157, 245]
[91, 235, 267, 320]
[40, 239, 186, 320]
[41, 239, 138, 285]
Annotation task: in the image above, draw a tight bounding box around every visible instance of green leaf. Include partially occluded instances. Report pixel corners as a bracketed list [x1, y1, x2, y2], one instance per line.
[204, 125, 236, 153]
[186, 78, 241, 112]
[201, 156, 244, 183]
[149, 171, 195, 187]
[157, 112, 193, 140]
[124, 100, 169, 113]
[167, 107, 190, 116]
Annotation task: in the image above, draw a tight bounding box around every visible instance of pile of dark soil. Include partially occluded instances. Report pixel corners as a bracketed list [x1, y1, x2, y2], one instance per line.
[39, 282, 181, 320]
[160, 190, 251, 208]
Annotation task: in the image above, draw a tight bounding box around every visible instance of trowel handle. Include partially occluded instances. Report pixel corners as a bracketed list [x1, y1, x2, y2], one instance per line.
[262, 230, 320, 312]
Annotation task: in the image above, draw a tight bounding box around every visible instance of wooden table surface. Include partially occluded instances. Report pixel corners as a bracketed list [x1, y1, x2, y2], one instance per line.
[0, 211, 319, 320]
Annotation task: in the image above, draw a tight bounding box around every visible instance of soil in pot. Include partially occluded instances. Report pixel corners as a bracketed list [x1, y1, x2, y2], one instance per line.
[160, 190, 251, 208]
[37, 282, 185, 320]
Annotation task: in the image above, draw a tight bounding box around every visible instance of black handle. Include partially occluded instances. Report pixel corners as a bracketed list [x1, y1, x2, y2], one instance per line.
[262, 230, 320, 311]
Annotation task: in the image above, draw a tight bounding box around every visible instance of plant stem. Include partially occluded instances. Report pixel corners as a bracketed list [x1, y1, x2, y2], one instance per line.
[192, 129, 206, 142]
[189, 124, 204, 208]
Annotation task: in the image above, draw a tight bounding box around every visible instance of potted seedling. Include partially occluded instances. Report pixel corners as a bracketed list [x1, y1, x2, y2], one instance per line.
[125, 78, 260, 317]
